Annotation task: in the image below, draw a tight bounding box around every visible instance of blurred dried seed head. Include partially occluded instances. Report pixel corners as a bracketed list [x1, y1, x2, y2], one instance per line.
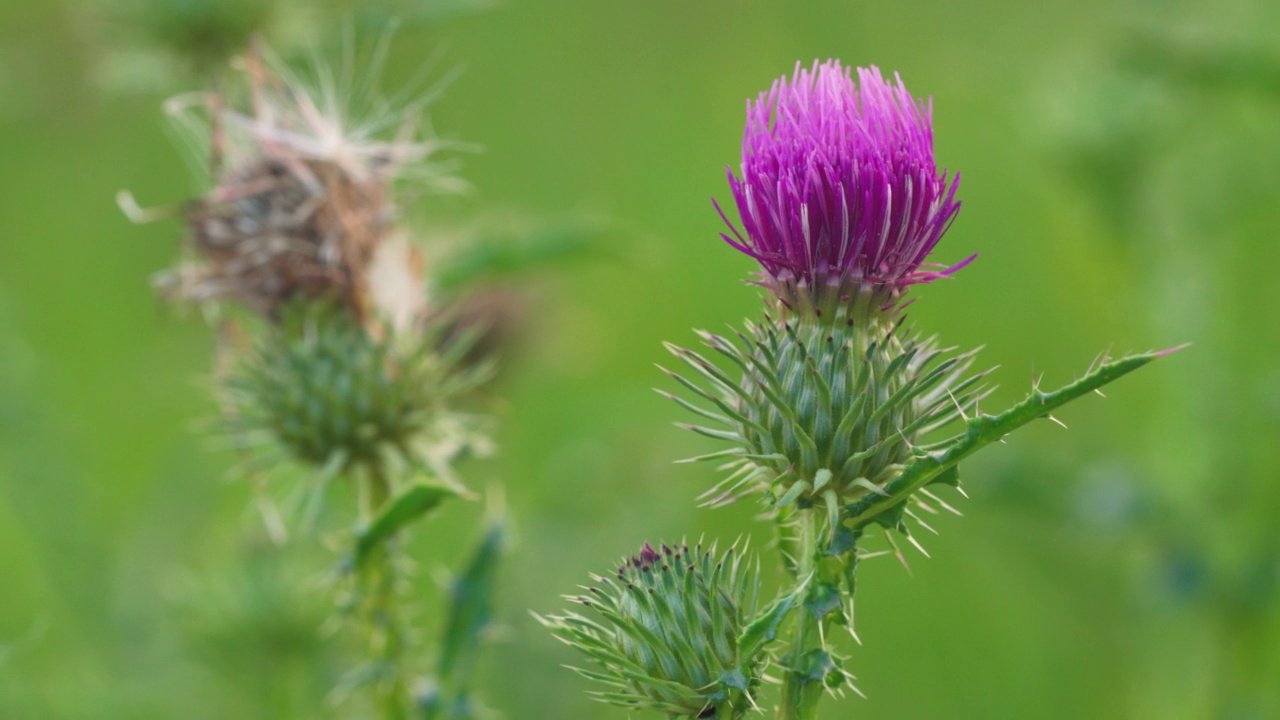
[132, 37, 462, 325]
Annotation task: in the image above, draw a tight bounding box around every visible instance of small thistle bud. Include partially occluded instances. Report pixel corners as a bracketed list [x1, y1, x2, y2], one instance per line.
[718, 60, 970, 319]
[225, 302, 488, 474]
[540, 542, 785, 719]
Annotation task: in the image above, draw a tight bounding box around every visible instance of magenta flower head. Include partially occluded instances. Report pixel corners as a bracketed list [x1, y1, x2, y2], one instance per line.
[719, 60, 969, 317]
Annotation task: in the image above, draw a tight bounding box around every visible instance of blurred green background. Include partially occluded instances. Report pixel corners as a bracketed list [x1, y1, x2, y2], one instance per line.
[2, 0, 1279, 718]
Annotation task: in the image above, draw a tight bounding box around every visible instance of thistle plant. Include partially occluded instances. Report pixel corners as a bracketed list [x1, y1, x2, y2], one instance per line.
[125, 40, 500, 720]
[546, 60, 1180, 719]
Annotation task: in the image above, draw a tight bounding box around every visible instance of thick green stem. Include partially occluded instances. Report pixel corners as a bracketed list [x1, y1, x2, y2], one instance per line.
[777, 509, 826, 720]
[360, 464, 409, 720]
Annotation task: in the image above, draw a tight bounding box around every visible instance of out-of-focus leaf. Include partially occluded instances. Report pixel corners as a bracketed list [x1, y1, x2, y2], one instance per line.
[431, 518, 503, 715]
[432, 221, 608, 293]
[353, 482, 461, 567]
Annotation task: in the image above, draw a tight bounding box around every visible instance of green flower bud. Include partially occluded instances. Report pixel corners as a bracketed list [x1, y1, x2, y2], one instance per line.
[665, 287, 989, 515]
[540, 542, 786, 720]
[225, 302, 489, 474]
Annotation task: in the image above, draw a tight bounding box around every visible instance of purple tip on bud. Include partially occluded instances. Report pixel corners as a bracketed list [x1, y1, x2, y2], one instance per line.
[637, 542, 662, 569]
[719, 60, 969, 307]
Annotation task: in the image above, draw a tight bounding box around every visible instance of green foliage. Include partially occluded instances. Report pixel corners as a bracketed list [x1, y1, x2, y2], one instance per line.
[842, 348, 1176, 534]
[354, 482, 463, 568]
[422, 518, 504, 719]
[168, 541, 340, 717]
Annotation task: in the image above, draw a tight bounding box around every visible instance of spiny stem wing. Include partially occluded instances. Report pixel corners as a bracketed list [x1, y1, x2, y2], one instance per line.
[844, 349, 1171, 532]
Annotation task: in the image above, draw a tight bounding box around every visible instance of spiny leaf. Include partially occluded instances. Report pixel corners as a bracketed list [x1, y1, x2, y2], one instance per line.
[929, 465, 960, 488]
[844, 349, 1173, 531]
[737, 588, 800, 661]
[803, 580, 843, 623]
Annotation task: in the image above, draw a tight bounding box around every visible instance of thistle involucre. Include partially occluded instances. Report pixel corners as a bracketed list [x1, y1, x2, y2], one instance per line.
[666, 322, 987, 512]
[540, 542, 774, 719]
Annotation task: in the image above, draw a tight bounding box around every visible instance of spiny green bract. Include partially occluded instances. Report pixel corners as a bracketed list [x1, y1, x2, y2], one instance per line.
[539, 542, 780, 720]
[225, 302, 488, 474]
[663, 311, 991, 515]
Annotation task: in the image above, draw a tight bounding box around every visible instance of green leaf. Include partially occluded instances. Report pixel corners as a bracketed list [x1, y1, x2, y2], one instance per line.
[737, 588, 800, 661]
[718, 667, 749, 693]
[437, 520, 504, 688]
[827, 527, 858, 556]
[929, 465, 960, 488]
[353, 482, 460, 567]
[803, 581, 843, 623]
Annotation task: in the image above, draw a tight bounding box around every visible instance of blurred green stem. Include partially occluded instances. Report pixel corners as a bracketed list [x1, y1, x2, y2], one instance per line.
[777, 509, 824, 720]
[360, 462, 409, 720]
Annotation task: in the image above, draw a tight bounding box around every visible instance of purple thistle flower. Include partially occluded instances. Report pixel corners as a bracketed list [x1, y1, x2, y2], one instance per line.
[718, 60, 970, 311]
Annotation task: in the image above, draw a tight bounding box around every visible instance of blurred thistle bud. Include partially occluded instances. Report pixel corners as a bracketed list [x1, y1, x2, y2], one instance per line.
[225, 301, 491, 477]
[125, 38, 462, 325]
[539, 541, 795, 720]
[718, 61, 969, 320]
[666, 61, 989, 514]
